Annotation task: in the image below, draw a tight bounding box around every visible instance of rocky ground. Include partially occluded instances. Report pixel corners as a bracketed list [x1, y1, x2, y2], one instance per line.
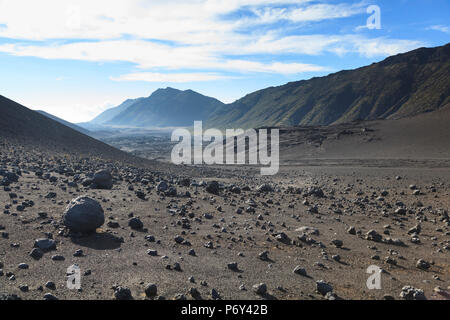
[0, 140, 448, 301]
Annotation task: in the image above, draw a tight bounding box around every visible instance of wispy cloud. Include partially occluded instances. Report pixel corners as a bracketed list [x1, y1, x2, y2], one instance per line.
[0, 39, 330, 75]
[0, 35, 423, 71]
[0, 0, 427, 81]
[111, 72, 232, 83]
[244, 1, 367, 25]
[427, 25, 450, 34]
[0, 0, 314, 41]
[352, 37, 424, 58]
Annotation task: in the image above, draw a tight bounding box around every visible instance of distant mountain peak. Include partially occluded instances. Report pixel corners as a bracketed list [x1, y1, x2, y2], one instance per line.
[154, 87, 180, 93]
[91, 88, 225, 128]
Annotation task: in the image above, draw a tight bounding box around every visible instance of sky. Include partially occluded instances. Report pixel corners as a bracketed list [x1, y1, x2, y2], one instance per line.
[0, 0, 449, 123]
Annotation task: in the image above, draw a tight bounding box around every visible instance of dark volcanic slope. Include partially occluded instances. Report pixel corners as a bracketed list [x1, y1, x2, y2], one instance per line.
[277, 104, 450, 164]
[36, 110, 92, 136]
[88, 98, 144, 125]
[106, 87, 224, 127]
[0, 95, 146, 164]
[207, 43, 450, 129]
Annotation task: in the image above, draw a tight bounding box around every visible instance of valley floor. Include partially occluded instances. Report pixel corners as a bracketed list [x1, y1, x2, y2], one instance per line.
[0, 142, 449, 300]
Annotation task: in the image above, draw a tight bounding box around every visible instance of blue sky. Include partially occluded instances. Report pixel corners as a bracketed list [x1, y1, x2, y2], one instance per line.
[0, 0, 449, 122]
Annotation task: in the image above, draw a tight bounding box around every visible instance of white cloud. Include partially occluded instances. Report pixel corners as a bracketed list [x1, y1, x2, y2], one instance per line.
[221, 60, 328, 73]
[0, 35, 424, 71]
[428, 25, 450, 34]
[111, 72, 231, 83]
[0, 38, 331, 74]
[0, 0, 426, 80]
[247, 2, 366, 25]
[0, 0, 314, 41]
[352, 37, 424, 58]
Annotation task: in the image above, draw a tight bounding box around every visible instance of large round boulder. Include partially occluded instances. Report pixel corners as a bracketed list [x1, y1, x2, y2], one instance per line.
[206, 181, 220, 195]
[156, 181, 168, 192]
[93, 170, 113, 189]
[128, 217, 143, 230]
[6, 172, 19, 182]
[63, 196, 105, 233]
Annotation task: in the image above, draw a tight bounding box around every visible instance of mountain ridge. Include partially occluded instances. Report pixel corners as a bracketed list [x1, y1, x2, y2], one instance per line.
[206, 43, 450, 129]
[89, 87, 224, 128]
[89, 98, 144, 125]
[84, 43, 449, 130]
[36, 110, 92, 136]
